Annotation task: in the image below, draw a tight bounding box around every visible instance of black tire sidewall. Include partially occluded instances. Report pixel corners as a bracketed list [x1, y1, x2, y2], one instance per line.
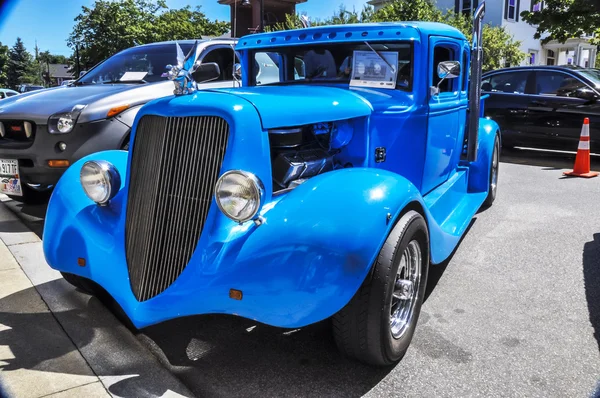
[380, 212, 429, 363]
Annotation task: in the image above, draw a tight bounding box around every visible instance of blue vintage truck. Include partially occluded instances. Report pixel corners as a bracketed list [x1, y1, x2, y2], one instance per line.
[42, 3, 500, 366]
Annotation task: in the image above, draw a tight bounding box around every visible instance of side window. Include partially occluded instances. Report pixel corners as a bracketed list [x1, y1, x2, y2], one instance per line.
[201, 47, 239, 82]
[483, 71, 530, 94]
[0, 92, 5, 99]
[534, 71, 586, 97]
[6, 92, 16, 97]
[254, 52, 283, 85]
[433, 45, 456, 93]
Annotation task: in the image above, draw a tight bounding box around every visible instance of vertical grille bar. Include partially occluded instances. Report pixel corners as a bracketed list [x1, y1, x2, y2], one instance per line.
[125, 115, 229, 302]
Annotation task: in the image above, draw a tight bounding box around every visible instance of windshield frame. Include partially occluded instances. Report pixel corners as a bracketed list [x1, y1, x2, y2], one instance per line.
[248, 40, 415, 92]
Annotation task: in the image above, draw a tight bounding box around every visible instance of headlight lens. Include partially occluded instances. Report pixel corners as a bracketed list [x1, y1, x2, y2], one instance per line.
[49, 104, 86, 134]
[215, 170, 263, 223]
[80, 160, 121, 205]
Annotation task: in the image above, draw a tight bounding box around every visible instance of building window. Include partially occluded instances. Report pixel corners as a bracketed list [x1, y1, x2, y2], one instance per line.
[531, 1, 543, 12]
[506, 0, 518, 21]
[546, 49, 555, 65]
[529, 51, 537, 65]
[455, 0, 478, 16]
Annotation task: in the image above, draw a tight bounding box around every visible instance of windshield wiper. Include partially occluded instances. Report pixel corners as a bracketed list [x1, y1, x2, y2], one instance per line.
[363, 41, 396, 74]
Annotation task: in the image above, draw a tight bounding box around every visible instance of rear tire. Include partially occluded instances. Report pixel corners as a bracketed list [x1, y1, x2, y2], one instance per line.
[482, 134, 500, 208]
[332, 210, 429, 366]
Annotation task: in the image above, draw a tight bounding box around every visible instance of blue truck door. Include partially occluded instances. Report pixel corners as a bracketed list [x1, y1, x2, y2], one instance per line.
[423, 37, 464, 194]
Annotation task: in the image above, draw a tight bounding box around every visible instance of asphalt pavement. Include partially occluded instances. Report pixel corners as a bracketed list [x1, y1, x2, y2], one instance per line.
[1, 147, 600, 397]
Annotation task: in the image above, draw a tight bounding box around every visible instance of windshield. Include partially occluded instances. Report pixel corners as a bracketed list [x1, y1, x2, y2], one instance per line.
[251, 42, 413, 90]
[578, 68, 600, 87]
[77, 42, 193, 85]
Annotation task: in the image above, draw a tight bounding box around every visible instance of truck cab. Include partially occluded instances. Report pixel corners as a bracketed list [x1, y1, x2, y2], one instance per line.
[43, 3, 500, 366]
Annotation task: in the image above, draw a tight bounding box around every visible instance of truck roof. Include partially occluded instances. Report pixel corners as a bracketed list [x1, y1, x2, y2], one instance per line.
[236, 22, 466, 51]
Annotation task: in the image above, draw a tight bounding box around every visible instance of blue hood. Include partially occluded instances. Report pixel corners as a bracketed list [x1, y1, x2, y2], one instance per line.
[222, 86, 374, 129]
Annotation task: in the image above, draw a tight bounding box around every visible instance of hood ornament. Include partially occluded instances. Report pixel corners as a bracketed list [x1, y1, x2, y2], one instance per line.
[165, 41, 203, 96]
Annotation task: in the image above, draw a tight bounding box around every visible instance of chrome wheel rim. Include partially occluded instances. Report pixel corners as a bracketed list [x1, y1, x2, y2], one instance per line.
[491, 142, 499, 192]
[390, 240, 422, 339]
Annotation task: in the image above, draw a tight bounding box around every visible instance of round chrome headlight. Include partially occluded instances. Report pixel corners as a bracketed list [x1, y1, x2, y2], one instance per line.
[57, 114, 75, 133]
[215, 170, 263, 223]
[80, 160, 121, 205]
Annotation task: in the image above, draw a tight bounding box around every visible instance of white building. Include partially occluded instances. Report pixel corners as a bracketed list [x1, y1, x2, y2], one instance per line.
[367, 0, 597, 68]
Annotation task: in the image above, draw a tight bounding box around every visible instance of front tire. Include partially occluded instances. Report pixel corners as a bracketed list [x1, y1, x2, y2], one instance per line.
[332, 210, 429, 366]
[7, 184, 52, 204]
[60, 272, 96, 294]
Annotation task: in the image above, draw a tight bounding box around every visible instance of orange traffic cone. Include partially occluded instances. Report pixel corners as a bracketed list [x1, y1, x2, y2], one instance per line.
[564, 117, 599, 178]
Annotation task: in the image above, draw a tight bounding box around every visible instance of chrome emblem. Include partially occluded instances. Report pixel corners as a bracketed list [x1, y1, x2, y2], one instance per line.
[166, 41, 203, 96]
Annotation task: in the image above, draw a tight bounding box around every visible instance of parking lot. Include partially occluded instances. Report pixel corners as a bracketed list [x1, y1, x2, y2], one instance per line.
[1, 148, 599, 398]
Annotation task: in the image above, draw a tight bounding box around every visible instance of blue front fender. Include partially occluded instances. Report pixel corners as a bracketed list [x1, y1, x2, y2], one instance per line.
[43, 157, 426, 329]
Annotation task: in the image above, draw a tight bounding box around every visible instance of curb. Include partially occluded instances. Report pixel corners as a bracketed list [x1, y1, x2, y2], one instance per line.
[0, 195, 194, 398]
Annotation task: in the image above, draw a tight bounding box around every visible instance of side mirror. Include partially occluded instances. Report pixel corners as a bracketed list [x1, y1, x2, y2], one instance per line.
[192, 62, 221, 84]
[574, 86, 598, 101]
[437, 60, 461, 80]
[431, 61, 461, 96]
[233, 63, 242, 80]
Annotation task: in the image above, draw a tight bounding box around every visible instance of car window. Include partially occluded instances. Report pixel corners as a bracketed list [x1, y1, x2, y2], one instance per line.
[200, 47, 239, 81]
[6, 92, 16, 97]
[482, 71, 530, 94]
[0, 92, 4, 99]
[534, 71, 587, 97]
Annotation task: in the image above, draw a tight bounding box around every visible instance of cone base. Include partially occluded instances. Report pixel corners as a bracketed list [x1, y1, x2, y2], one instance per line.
[563, 170, 599, 178]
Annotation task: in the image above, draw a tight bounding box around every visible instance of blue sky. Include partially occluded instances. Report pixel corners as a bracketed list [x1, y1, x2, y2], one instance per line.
[0, 0, 370, 57]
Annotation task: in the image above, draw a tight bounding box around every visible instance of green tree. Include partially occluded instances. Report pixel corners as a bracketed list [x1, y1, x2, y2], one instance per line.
[0, 42, 9, 88]
[521, 0, 600, 45]
[68, 0, 229, 69]
[7, 38, 32, 90]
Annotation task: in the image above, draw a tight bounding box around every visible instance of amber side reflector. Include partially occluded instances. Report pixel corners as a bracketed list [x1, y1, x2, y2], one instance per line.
[229, 289, 243, 300]
[107, 104, 130, 118]
[48, 160, 70, 168]
[77, 257, 86, 267]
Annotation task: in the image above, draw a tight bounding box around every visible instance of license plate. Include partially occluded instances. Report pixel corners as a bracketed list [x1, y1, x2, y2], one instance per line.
[0, 159, 22, 196]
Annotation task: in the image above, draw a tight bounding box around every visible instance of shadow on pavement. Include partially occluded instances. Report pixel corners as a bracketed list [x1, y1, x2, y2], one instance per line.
[141, 315, 392, 398]
[582, 234, 600, 353]
[500, 147, 600, 171]
[0, 199, 47, 239]
[0, 280, 193, 398]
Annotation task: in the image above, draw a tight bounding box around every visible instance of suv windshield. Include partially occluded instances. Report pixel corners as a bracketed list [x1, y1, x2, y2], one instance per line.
[578, 68, 600, 87]
[251, 42, 413, 90]
[77, 42, 193, 85]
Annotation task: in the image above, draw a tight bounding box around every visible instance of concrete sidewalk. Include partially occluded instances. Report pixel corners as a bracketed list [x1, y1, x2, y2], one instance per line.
[0, 196, 194, 398]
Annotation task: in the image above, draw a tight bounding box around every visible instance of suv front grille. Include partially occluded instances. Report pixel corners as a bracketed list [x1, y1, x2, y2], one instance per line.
[125, 115, 230, 302]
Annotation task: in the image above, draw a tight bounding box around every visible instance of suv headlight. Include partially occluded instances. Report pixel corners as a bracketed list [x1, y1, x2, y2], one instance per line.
[215, 170, 264, 223]
[80, 160, 121, 205]
[48, 104, 86, 134]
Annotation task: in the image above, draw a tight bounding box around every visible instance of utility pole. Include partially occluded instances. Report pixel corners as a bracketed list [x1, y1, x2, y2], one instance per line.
[259, 0, 264, 33]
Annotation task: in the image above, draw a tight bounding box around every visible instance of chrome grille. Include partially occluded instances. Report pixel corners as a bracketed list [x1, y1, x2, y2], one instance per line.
[126, 115, 229, 302]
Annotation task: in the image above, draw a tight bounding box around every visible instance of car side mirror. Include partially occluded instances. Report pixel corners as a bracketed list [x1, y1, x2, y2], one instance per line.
[431, 60, 461, 96]
[192, 62, 221, 84]
[574, 86, 598, 101]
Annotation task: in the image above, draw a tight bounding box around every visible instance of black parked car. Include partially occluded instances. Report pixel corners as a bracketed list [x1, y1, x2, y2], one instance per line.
[481, 65, 600, 152]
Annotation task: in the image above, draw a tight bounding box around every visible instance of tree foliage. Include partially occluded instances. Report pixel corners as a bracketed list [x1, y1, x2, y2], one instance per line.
[521, 0, 600, 44]
[68, 0, 229, 69]
[0, 42, 9, 88]
[7, 38, 32, 89]
[267, 0, 526, 72]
